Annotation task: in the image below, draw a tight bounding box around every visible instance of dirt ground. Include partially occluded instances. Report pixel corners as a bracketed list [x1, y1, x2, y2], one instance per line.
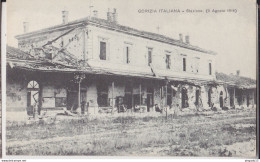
[6, 109, 256, 157]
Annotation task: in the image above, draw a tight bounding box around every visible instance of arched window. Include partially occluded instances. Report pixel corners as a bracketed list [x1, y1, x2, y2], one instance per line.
[27, 80, 39, 89]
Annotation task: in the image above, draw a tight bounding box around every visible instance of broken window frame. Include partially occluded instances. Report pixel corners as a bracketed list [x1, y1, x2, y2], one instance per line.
[27, 80, 39, 89]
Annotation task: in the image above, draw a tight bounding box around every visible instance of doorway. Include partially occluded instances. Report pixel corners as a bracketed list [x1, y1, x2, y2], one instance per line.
[229, 89, 234, 107]
[195, 89, 200, 106]
[67, 90, 86, 111]
[208, 88, 212, 107]
[181, 87, 188, 108]
[67, 91, 78, 110]
[124, 84, 133, 109]
[219, 91, 224, 108]
[147, 86, 154, 112]
[27, 80, 40, 115]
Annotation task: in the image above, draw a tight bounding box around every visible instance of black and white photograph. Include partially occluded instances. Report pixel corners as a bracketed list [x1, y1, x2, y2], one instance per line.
[3, 0, 258, 158]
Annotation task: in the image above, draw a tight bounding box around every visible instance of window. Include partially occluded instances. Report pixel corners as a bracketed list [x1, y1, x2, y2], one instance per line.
[124, 42, 132, 64]
[100, 41, 106, 60]
[126, 46, 130, 64]
[209, 62, 212, 75]
[27, 80, 39, 89]
[193, 57, 200, 73]
[148, 48, 152, 65]
[166, 54, 171, 69]
[183, 58, 186, 72]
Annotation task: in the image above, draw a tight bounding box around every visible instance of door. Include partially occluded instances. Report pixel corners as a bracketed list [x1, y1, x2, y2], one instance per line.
[27, 81, 40, 115]
[147, 86, 154, 112]
[124, 94, 132, 109]
[230, 90, 234, 107]
[195, 90, 200, 106]
[208, 89, 212, 107]
[124, 84, 133, 109]
[147, 94, 153, 112]
[67, 91, 78, 110]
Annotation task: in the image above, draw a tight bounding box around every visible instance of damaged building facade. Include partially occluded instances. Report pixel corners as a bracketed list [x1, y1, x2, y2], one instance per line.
[6, 9, 256, 119]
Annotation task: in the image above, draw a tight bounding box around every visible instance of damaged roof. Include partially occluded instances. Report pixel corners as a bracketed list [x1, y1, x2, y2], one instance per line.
[7, 46, 36, 60]
[6, 46, 255, 89]
[215, 72, 256, 89]
[15, 17, 216, 55]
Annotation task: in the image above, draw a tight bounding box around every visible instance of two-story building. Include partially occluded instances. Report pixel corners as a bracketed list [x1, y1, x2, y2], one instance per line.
[6, 9, 256, 119]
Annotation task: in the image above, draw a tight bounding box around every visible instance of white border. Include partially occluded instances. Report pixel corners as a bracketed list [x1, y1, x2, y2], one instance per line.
[1, 1, 7, 158]
[1, 1, 258, 161]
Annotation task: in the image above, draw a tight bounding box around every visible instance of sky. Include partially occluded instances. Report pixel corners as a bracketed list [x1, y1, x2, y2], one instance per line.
[7, 0, 257, 79]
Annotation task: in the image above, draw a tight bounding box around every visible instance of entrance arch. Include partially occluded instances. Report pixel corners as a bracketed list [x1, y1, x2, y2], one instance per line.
[27, 80, 40, 115]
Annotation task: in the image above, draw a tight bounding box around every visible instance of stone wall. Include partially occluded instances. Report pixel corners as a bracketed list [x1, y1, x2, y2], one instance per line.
[6, 80, 27, 112]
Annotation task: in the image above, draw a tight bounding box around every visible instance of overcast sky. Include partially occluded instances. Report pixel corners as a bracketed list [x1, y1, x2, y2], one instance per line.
[7, 0, 257, 79]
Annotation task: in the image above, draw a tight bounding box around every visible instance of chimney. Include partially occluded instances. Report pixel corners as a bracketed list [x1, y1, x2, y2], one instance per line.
[107, 8, 112, 21]
[185, 35, 190, 44]
[23, 22, 29, 33]
[93, 10, 98, 18]
[112, 8, 118, 23]
[236, 70, 240, 76]
[179, 33, 183, 42]
[62, 10, 69, 24]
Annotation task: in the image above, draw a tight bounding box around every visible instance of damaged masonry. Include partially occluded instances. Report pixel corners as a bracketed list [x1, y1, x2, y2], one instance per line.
[6, 9, 256, 121]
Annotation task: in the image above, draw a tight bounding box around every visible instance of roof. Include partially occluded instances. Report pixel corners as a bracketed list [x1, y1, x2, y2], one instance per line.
[215, 72, 256, 89]
[7, 46, 36, 60]
[6, 46, 255, 89]
[6, 45, 214, 84]
[15, 17, 216, 55]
